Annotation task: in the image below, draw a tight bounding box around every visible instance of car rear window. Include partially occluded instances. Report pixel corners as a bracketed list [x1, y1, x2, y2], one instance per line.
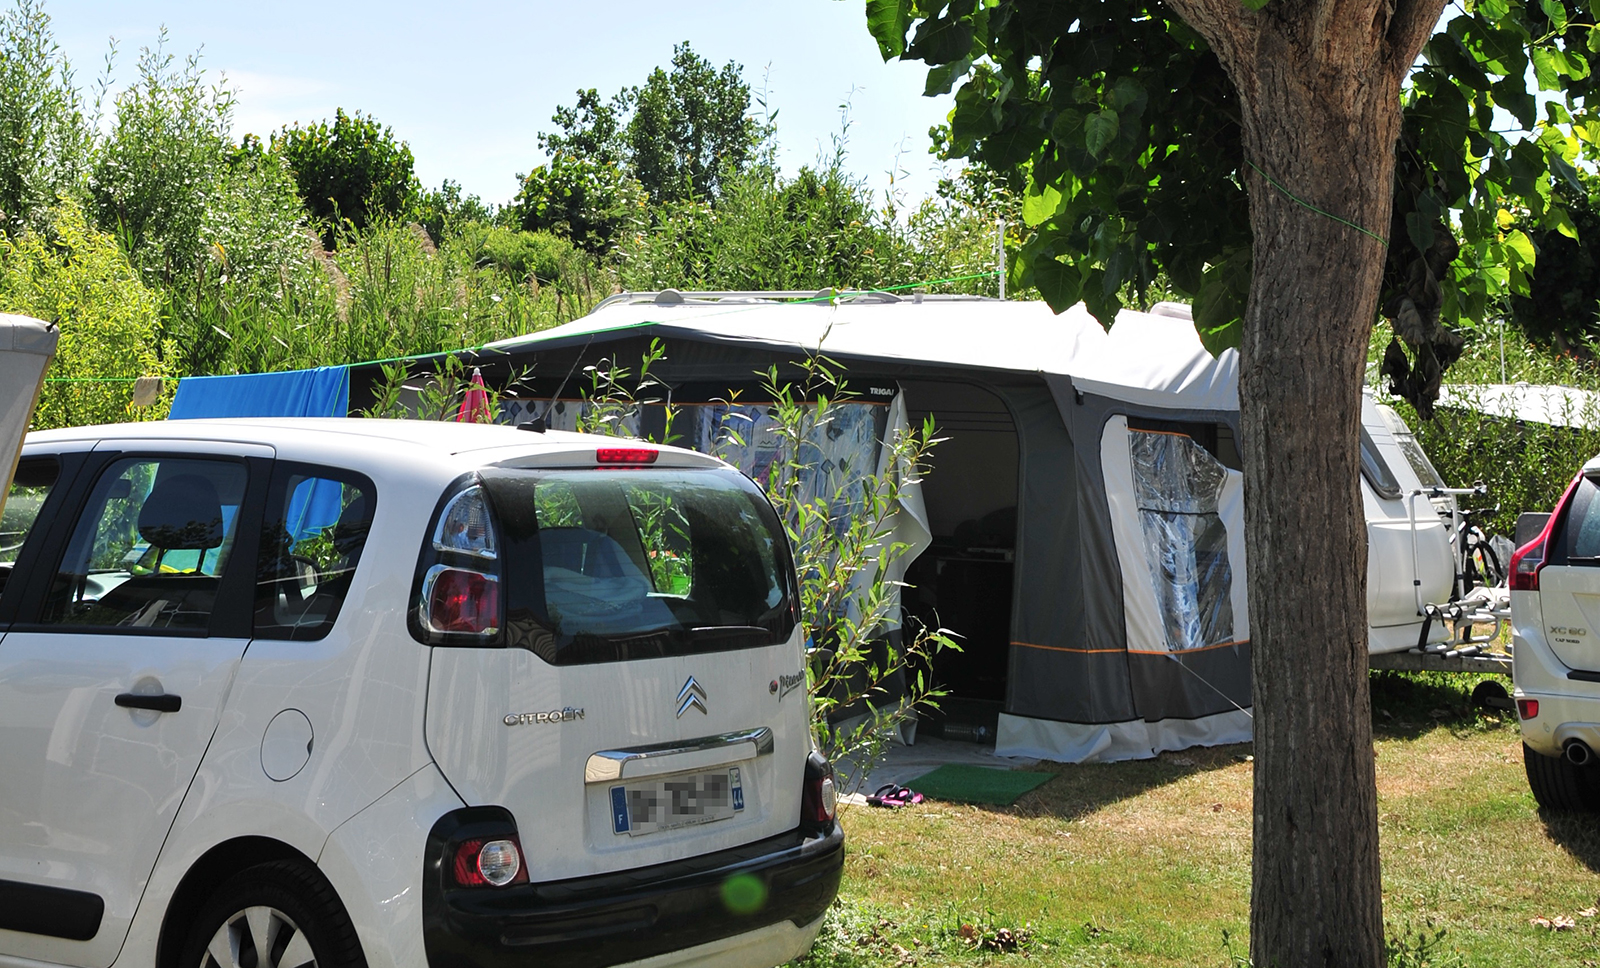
[479, 467, 797, 665]
[1551, 476, 1600, 565]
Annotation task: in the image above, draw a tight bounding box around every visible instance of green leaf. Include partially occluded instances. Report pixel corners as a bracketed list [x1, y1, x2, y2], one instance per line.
[1022, 180, 1066, 227]
[1030, 254, 1083, 313]
[1192, 247, 1251, 355]
[908, 10, 975, 64]
[1084, 109, 1119, 157]
[924, 56, 973, 96]
[1541, 0, 1569, 32]
[1503, 228, 1535, 269]
[1532, 46, 1562, 90]
[1110, 76, 1148, 117]
[865, 0, 912, 60]
[1240, 0, 1272, 10]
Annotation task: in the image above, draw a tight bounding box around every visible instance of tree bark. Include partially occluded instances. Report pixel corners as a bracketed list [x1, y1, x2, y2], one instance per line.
[1155, 2, 1445, 966]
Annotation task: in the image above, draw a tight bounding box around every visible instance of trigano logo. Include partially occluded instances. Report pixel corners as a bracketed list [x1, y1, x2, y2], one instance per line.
[504, 707, 585, 726]
[770, 670, 806, 702]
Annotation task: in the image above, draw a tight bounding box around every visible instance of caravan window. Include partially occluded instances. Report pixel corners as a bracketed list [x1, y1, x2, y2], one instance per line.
[1359, 427, 1402, 500]
[1376, 404, 1445, 489]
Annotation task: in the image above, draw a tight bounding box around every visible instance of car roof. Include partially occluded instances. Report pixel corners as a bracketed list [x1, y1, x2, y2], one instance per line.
[23, 418, 718, 466]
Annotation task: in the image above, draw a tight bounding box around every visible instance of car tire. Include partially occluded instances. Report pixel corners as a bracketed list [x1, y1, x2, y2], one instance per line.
[1523, 742, 1600, 811]
[179, 860, 366, 968]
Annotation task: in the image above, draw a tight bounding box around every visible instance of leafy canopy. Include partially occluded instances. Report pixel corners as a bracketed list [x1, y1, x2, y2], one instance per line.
[868, 0, 1594, 397]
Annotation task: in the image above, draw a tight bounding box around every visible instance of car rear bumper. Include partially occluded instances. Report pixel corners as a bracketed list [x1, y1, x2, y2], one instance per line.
[422, 819, 844, 968]
[1515, 631, 1600, 757]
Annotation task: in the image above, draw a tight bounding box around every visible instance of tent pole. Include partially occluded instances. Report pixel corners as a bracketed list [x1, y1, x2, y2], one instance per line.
[996, 217, 1006, 300]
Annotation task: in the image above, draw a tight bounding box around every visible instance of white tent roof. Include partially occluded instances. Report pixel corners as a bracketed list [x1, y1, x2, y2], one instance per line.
[1436, 383, 1600, 429]
[487, 294, 1238, 411]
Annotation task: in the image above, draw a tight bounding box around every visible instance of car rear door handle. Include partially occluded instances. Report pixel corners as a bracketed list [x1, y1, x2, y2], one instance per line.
[115, 693, 182, 713]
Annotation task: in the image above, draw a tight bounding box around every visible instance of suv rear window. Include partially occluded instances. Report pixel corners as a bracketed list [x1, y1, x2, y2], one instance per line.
[1550, 476, 1600, 565]
[479, 468, 796, 664]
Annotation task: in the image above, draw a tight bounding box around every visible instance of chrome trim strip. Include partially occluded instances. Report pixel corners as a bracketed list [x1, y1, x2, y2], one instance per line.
[584, 727, 775, 784]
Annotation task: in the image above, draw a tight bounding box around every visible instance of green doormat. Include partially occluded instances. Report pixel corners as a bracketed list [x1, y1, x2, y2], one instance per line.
[907, 764, 1055, 806]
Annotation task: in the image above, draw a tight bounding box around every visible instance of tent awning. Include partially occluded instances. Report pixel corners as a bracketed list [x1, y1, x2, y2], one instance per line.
[485, 295, 1238, 411]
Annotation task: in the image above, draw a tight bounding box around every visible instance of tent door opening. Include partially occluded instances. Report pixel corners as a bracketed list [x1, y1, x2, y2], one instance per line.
[899, 380, 1020, 744]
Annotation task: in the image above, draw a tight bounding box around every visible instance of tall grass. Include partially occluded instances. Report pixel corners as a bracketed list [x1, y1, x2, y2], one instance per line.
[163, 217, 600, 376]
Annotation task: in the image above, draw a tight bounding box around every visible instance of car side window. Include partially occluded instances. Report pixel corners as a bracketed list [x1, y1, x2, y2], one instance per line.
[254, 465, 375, 640]
[0, 458, 59, 602]
[38, 457, 248, 631]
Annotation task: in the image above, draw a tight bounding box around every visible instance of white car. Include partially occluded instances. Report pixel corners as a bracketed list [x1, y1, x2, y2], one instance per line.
[0, 418, 841, 968]
[1510, 454, 1600, 809]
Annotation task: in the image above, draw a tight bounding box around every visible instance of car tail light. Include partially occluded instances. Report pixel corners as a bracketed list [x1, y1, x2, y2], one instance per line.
[451, 837, 529, 888]
[1517, 698, 1539, 720]
[423, 566, 500, 635]
[597, 447, 658, 465]
[802, 751, 837, 825]
[1510, 475, 1582, 592]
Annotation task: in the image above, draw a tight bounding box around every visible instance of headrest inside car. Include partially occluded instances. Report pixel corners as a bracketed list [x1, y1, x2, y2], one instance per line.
[138, 474, 225, 550]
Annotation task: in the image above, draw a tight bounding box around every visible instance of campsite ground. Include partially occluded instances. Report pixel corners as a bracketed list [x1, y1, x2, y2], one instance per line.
[791, 672, 1600, 967]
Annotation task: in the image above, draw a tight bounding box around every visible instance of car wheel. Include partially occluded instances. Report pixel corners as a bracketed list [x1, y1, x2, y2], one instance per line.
[180, 860, 365, 968]
[1523, 743, 1600, 811]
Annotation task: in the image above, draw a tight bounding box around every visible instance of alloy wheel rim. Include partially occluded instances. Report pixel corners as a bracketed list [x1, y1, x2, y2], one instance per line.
[200, 905, 316, 968]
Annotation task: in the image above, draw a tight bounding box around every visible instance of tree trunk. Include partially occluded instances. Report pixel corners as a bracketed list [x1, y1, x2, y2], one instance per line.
[1156, 3, 1444, 966]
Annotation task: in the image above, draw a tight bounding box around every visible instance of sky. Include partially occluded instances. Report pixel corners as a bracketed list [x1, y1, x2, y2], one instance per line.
[48, 1, 959, 209]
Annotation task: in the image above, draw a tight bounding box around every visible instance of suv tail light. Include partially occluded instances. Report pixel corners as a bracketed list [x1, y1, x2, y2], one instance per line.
[1510, 475, 1582, 592]
[1517, 698, 1540, 720]
[801, 750, 837, 826]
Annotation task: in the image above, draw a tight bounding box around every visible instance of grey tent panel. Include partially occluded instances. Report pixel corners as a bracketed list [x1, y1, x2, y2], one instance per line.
[1050, 375, 1251, 725]
[1000, 383, 1138, 725]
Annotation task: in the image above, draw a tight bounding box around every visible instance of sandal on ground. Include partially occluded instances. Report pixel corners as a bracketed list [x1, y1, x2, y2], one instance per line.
[866, 784, 925, 807]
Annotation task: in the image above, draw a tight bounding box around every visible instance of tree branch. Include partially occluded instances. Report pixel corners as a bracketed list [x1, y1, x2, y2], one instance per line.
[1163, 0, 1258, 75]
[1384, 0, 1448, 79]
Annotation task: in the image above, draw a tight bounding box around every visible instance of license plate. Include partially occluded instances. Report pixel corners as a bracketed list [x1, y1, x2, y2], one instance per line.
[610, 767, 744, 836]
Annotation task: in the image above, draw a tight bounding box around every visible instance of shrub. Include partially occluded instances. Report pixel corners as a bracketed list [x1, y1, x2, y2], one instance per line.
[457, 223, 578, 285]
[509, 153, 645, 255]
[272, 108, 419, 246]
[0, 200, 174, 428]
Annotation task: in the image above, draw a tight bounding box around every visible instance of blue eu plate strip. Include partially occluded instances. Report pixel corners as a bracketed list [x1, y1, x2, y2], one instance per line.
[610, 785, 630, 834]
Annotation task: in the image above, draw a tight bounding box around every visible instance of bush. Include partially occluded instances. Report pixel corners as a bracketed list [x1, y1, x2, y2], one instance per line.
[0, 200, 174, 428]
[457, 223, 578, 285]
[272, 108, 419, 246]
[509, 153, 645, 255]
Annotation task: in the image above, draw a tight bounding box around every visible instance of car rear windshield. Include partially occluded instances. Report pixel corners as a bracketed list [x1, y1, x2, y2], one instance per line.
[1551, 476, 1600, 565]
[479, 467, 797, 665]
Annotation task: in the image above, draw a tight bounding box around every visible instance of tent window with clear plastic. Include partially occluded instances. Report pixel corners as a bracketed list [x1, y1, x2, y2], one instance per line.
[1128, 430, 1235, 652]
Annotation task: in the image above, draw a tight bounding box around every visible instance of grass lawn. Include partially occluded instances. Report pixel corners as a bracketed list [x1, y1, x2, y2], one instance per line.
[793, 672, 1600, 967]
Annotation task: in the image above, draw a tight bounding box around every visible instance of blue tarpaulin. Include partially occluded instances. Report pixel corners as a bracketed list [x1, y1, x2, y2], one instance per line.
[168, 366, 351, 540]
[168, 366, 350, 420]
